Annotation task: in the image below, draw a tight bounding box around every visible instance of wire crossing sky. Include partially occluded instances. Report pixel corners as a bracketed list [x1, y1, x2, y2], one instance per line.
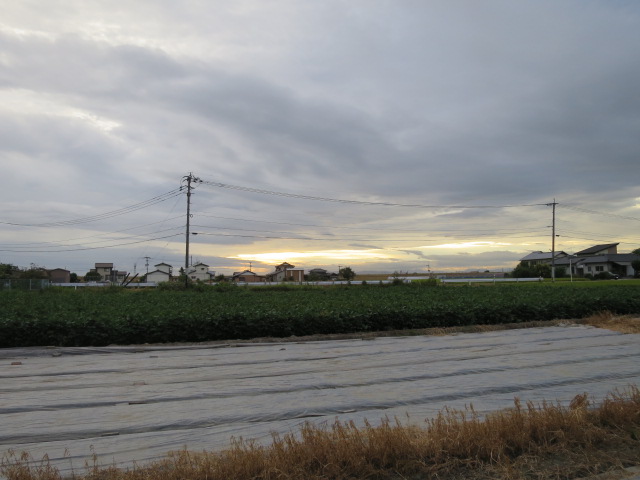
[198, 180, 548, 209]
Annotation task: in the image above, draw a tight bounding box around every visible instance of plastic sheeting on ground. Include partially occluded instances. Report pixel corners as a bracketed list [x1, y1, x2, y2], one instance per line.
[1, 325, 639, 476]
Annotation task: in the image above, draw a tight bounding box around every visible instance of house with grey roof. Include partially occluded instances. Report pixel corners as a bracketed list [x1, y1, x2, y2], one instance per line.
[91, 262, 128, 283]
[575, 243, 619, 256]
[187, 263, 215, 283]
[146, 263, 173, 283]
[555, 253, 639, 278]
[522, 243, 639, 278]
[520, 251, 568, 267]
[266, 262, 304, 282]
[231, 270, 266, 283]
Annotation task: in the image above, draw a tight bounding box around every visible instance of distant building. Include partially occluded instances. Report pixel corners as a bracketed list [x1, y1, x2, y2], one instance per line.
[519, 251, 568, 267]
[575, 243, 619, 256]
[94, 263, 114, 279]
[231, 270, 266, 283]
[48, 268, 70, 283]
[307, 268, 331, 280]
[187, 263, 215, 283]
[266, 262, 304, 282]
[520, 243, 639, 278]
[91, 263, 128, 283]
[146, 263, 173, 283]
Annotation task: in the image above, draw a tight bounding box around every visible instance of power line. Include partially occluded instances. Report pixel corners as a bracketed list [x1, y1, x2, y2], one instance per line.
[0, 226, 184, 251]
[190, 230, 548, 243]
[198, 180, 546, 209]
[0, 189, 183, 227]
[0, 216, 185, 247]
[190, 223, 547, 241]
[559, 204, 640, 222]
[193, 213, 547, 234]
[0, 233, 183, 253]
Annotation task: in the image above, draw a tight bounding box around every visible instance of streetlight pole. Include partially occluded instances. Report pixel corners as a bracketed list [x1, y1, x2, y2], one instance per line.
[569, 256, 573, 282]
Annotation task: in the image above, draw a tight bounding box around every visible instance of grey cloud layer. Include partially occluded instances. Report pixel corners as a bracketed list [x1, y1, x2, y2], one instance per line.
[1, 1, 639, 271]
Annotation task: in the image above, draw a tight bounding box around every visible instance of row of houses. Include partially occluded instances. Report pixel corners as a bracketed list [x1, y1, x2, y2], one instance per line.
[146, 262, 215, 283]
[147, 262, 338, 284]
[49, 261, 329, 285]
[520, 243, 639, 277]
[231, 262, 307, 283]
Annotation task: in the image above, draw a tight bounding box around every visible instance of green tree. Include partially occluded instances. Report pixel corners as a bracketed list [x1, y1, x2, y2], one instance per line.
[177, 267, 192, 286]
[19, 265, 48, 279]
[632, 260, 640, 278]
[511, 262, 551, 278]
[339, 266, 356, 281]
[0, 264, 19, 279]
[632, 248, 640, 255]
[84, 271, 102, 282]
[69, 272, 79, 283]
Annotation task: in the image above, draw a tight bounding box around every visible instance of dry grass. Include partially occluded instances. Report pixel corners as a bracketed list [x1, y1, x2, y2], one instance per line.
[3, 386, 639, 480]
[578, 312, 640, 334]
[3, 313, 638, 479]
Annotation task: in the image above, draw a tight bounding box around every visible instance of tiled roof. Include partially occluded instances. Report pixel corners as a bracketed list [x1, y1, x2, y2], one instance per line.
[575, 243, 619, 255]
[520, 251, 567, 261]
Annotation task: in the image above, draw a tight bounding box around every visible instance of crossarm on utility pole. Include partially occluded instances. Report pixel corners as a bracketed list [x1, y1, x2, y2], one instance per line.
[182, 173, 201, 287]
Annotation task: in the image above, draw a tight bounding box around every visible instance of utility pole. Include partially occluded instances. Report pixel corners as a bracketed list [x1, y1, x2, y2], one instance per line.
[182, 173, 200, 287]
[547, 199, 558, 282]
[144, 256, 151, 274]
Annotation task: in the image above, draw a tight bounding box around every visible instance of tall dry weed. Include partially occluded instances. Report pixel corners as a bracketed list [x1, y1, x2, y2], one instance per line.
[2, 386, 639, 480]
[580, 311, 640, 334]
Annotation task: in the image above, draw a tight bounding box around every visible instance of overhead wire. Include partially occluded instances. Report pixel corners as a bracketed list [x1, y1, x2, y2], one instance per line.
[0, 215, 185, 247]
[142, 188, 191, 264]
[193, 213, 547, 234]
[2, 174, 635, 262]
[0, 234, 183, 253]
[190, 230, 549, 244]
[0, 188, 183, 227]
[558, 204, 640, 222]
[198, 180, 547, 209]
[190, 223, 547, 241]
[1, 226, 185, 252]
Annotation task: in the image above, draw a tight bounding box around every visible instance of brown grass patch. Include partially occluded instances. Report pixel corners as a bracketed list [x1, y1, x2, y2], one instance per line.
[3, 387, 639, 480]
[577, 312, 640, 334]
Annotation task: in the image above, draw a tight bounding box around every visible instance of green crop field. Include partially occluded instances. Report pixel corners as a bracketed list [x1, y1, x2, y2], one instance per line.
[1, 282, 639, 348]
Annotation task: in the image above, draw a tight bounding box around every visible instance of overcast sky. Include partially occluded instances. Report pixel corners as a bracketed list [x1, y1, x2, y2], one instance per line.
[1, 1, 639, 277]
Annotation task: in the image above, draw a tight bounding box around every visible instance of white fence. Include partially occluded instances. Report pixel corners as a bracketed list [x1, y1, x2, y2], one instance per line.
[440, 277, 542, 284]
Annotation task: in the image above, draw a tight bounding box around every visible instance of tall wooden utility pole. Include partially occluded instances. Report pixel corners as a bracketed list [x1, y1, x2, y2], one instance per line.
[547, 199, 558, 282]
[183, 173, 200, 287]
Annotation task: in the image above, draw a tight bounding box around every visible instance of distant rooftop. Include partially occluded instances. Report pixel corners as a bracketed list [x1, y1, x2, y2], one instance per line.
[575, 243, 619, 255]
[520, 251, 567, 261]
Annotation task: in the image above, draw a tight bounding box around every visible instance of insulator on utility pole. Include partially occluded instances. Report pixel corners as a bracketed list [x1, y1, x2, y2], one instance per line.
[182, 172, 201, 287]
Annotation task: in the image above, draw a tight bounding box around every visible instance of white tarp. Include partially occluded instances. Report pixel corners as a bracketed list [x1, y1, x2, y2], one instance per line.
[1, 325, 639, 476]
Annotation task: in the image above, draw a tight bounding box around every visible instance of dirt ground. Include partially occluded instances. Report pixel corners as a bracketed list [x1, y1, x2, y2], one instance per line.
[198, 314, 640, 348]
